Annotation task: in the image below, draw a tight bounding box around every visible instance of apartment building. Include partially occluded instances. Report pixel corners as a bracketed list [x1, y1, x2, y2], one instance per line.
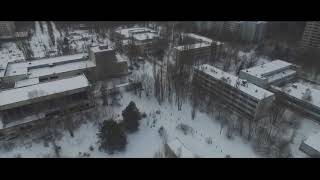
[0, 75, 93, 140]
[113, 27, 160, 55]
[239, 21, 267, 42]
[300, 21, 320, 50]
[193, 64, 275, 120]
[239, 60, 297, 89]
[174, 33, 223, 65]
[0, 21, 15, 38]
[0, 45, 128, 138]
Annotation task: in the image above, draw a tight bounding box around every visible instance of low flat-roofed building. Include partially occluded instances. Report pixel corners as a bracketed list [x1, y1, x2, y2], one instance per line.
[300, 132, 320, 157]
[271, 82, 320, 121]
[0, 74, 90, 111]
[194, 64, 275, 120]
[239, 60, 297, 88]
[0, 75, 92, 136]
[0, 53, 96, 85]
[165, 138, 196, 158]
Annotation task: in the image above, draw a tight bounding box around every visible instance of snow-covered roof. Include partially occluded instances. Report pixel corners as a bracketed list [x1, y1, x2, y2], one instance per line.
[0, 75, 89, 111]
[184, 33, 213, 43]
[167, 138, 195, 158]
[133, 32, 159, 41]
[174, 33, 222, 52]
[273, 82, 320, 110]
[196, 64, 274, 100]
[304, 132, 320, 152]
[4, 53, 94, 79]
[90, 45, 113, 53]
[28, 60, 95, 78]
[175, 42, 212, 51]
[184, 33, 223, 45]
[241, 60, 293, 79]
[14, 78, 39, 88]
[116, 27, 157, 38]
[115, 27, 159, 41]
[266, 69, 296, 83]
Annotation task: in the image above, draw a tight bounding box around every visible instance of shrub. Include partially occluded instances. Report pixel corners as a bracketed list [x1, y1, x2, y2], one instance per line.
[176, 123, 194, 136]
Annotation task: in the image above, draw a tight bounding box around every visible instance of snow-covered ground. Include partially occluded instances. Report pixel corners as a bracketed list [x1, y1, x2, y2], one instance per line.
[0, 21, 113, 66]
[0, 86, 258, 158]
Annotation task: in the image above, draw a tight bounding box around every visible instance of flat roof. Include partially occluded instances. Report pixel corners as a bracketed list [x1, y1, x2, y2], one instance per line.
[15, 78, 39, 88]
[28, 60, 95, 78]
[0, 75, 89, 110]
[167, 138, 195, 158]
[133, 32, 159, 41]
[304, 132, 320, 153]
[115, 27, 157, 38]
[115, 27, 159, 41]
[4, 53, 94, 78]
[196, 64, 274, 100]
[273, 82, 320, 109]
[184, 33, 223, 45]
[266, 69, 296, 83]
[185, 33, 213, 43]
[241, 60, 292, 79]
[175, 42, 211, 51]
[90, 45, 113, 53]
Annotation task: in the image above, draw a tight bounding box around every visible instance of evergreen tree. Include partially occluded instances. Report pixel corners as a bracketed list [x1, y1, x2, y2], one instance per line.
[97, 119, 127, 154]
[122, 101, 141, 133]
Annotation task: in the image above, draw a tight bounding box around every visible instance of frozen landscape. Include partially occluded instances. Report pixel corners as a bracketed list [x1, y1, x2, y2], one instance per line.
[1, 21, 320, 158]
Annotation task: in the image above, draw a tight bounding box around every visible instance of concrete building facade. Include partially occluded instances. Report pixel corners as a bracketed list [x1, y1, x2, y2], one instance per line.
[174, 33, 223, 65]
[0, 21, 15, 38]
[239, 21, 267, 42]
[89, 45, 128, 79]
[113, 27, 160, 55]
[193, 64, 275, 120]
[0, 75, 93, 140]
[0, 45, 128, 138]
[300, 21, 320, 50]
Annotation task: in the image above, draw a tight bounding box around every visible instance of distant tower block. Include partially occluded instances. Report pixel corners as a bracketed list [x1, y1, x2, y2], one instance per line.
[300, 21, 320, 50]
